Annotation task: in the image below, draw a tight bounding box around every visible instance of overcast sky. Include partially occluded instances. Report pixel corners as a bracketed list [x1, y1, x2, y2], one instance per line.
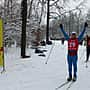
[0, 0, 90, 8]
[0, 0, 90, 13]
[86, 0, 90, 8]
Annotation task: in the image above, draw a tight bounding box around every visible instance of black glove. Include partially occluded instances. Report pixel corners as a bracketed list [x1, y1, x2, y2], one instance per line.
[84, 22, 88, 27]
[60, 24, 63, 29]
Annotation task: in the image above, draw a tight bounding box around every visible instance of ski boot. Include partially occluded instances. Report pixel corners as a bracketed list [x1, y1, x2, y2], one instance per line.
[67, 77, 72, 82]
[72, 77, 77, 82]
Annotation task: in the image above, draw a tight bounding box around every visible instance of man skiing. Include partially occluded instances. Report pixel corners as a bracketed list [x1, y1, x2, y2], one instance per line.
[60, 22, 88, 82]
[85, 35, 90, 62]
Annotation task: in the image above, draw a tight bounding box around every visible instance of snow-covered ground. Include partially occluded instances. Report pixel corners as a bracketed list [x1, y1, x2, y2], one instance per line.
[0, 41, 90, 90]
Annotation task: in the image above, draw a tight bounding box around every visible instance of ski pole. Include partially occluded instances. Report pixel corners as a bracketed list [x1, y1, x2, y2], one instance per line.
[45, 40, 55, 64]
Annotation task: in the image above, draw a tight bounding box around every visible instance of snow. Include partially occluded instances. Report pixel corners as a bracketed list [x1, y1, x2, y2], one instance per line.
[0, 41, 90, 90]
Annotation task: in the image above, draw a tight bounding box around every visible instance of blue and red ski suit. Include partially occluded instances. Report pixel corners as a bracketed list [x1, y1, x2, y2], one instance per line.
[60, 26, 86, 78]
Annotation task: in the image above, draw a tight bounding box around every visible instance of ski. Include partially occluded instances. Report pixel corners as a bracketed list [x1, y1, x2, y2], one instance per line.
[66, 81, 75, 90]
[0, 70, 6, 74]
[85, 63, 88, 68]
[84, 61, 88, 68]
[42, 50, 47, 52]
[55, 81, 70, 90]
[38, 53, 46, 57]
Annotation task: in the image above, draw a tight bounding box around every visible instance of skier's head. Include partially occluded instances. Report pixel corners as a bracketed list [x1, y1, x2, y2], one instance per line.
[71, 32, 77, 39]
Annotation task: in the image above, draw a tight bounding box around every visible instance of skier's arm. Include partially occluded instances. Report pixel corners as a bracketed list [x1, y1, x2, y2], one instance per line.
[78, 22, 88, 42]
[60, 24, 69, 40]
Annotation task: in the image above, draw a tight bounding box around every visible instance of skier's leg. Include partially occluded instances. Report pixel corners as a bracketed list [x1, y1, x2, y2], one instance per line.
[88, 48, 90, 61]
[86, 48, 89, 62]
[67, 55, 72, 78]
[72, 55, 78, 79]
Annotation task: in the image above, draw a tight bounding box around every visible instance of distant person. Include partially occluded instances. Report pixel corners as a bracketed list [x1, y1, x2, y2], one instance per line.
[60, 22, 88, 82]
[85, 35, 90, 62]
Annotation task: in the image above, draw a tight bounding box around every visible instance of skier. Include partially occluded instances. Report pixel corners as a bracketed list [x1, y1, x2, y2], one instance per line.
[85, 35, 90, 62]
[60, 22, 88, 82]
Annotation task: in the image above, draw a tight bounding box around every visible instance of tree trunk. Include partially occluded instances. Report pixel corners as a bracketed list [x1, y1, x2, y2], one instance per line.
[21, 0, 29, 58]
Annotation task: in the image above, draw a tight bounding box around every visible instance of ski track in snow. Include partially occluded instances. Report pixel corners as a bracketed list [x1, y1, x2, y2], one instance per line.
[0, 41, 90, 90]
